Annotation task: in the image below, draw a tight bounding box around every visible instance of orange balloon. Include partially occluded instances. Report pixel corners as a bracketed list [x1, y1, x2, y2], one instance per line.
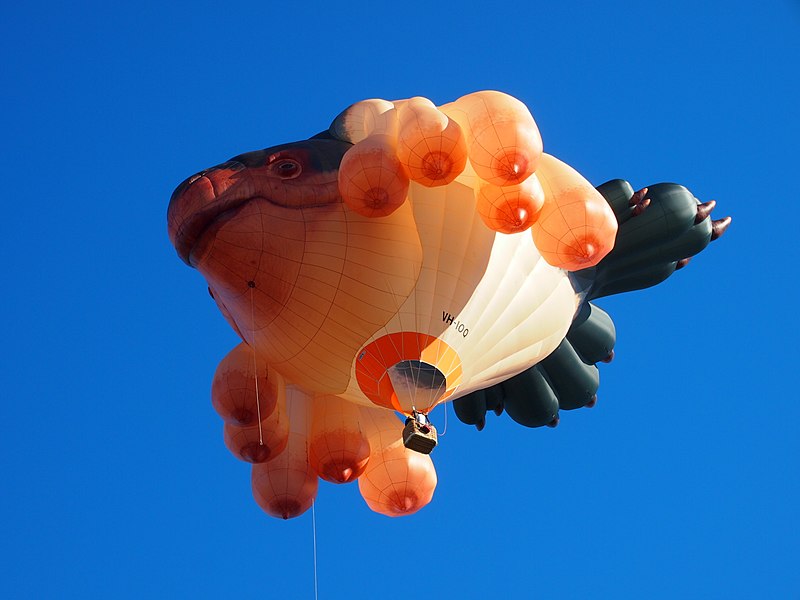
[223, 397, 289, 463]
[531, 153, 618, 270]
[338, 134, 409, 217]
[211, 343, 277, 427]
[308, 395, 370, 483]
[357, 408, 437, 517]
[476, 174, 545, 234]
[445, 91, 542, 186]
[251, 430, 318, 519]
[397, 98, 467, 187]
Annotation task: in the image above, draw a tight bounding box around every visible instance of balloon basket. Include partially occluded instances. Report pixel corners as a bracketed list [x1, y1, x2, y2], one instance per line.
[402, 418, 438, 454]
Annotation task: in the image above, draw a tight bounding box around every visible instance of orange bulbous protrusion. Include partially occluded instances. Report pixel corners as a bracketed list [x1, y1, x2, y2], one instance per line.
[310, 430, 368, 483]
[358, 440, 437, 517]
[338, 134, 409, 218]
[250, 388, 319, 519]
[356, 408, 437, 517]
[329, 98, 396, 144]
[448, 91, 543, 186]
[397, 98, 468, 187]
[308, 396, 370, 484]
[211, 343, 277, 427]
[222, 367, 289, 463]
[476, 174, 545, 234]
[223, 413, 289, 464]
[251, 431, 318, 520]
[531, 153, 618, 271]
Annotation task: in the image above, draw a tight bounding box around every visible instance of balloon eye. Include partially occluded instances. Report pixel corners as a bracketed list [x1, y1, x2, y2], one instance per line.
[272, 158, 302, 179]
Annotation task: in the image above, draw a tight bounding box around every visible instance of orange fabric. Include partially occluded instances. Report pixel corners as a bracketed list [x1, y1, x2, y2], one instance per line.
[211, 343, 277, 426]
[397, 98, 467, 187]
[355, 332, 462, 413]
[441, 91, 542, 186]
[249, 386, 320, 519]
[476, 174, 545, 234]
[251, 429, 318, 519]
[308, 395, 370, 483]
[531, 153, 618, 270]
[222, 382, 289, 463]
[338, 134, 409, 217]
[356, 408, 437, 517]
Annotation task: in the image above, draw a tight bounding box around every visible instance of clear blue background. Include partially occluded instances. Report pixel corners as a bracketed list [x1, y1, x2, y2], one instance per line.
[2, 1, 798, 598]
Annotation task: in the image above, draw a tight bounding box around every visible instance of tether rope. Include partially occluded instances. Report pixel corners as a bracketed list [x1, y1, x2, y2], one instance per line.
[312, 500, 319, 600]
[249, 284, 263, 444]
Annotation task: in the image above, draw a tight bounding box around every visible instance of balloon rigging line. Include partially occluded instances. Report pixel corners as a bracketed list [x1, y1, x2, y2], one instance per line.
[386, 279, 420, 414]
[249, 284, 264, 445]
[311, 500, 319, 600]
[430, 350, 448, 413]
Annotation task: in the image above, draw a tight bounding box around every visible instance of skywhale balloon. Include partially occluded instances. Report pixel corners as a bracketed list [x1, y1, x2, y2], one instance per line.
[168, 91, 730, 518]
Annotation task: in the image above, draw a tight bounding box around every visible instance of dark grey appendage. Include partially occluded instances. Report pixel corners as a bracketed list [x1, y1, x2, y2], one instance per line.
[502, 367, 560, 427]
[453, 302, 616, 429]
[584, 180, 730, 300]
[453, 385, 504, 431]
[566, 302, 616, 365]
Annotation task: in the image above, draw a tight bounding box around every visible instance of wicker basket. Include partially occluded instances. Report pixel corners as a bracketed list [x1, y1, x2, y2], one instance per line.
[402, 419, 438, 454]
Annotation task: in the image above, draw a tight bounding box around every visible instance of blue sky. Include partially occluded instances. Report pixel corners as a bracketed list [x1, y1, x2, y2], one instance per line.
[2, 1, 798, 598]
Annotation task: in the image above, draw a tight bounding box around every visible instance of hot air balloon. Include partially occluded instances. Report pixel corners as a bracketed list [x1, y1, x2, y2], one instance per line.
[167, 91, 730, 518]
